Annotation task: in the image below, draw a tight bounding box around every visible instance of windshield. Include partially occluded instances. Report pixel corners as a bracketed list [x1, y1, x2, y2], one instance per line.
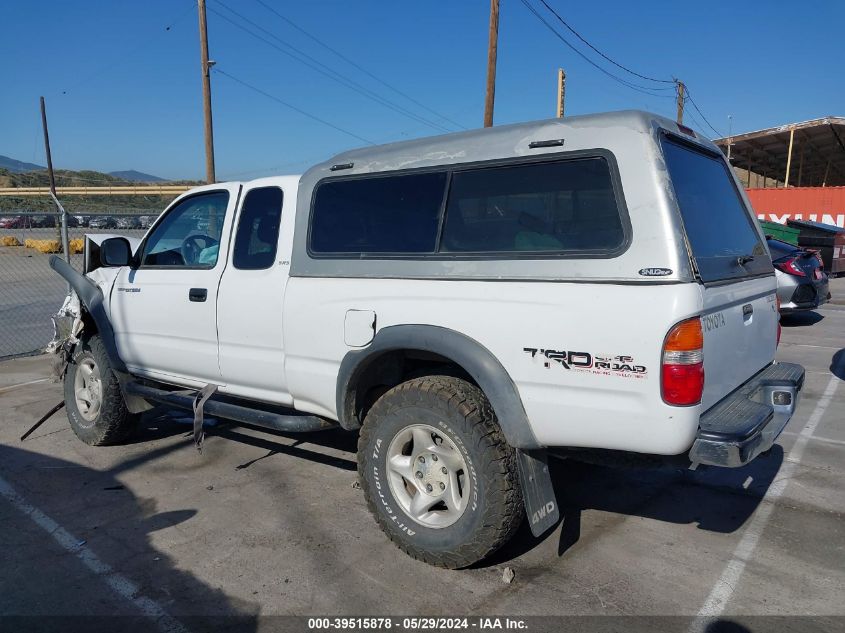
[661, 137, 770, 282]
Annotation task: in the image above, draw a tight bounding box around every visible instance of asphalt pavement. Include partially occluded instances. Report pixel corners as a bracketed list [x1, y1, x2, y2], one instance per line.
[0, 284, 842, 631]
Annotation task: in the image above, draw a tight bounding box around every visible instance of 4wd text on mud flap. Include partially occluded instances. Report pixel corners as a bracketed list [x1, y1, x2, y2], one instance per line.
[531, 501, 556, 526]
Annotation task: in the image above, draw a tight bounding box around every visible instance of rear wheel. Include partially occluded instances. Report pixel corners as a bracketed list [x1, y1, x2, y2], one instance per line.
[358, 376, 523, 568]
[64, 334, 138, 445]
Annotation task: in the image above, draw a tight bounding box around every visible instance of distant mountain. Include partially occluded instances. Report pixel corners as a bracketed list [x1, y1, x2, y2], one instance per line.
[0, 154, 45, 173]
[0, 155, 167, 182]
[108, 170, 166, 183]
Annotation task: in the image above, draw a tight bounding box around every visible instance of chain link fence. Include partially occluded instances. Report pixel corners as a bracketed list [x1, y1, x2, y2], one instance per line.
[0, 210, 156, 358]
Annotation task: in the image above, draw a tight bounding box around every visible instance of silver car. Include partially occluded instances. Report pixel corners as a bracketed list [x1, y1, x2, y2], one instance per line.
[769, 238, 831, 312]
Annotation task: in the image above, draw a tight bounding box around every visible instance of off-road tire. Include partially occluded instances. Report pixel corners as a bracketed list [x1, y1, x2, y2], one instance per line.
[358, 376, 523, 568]
[64, 334, 138, 446]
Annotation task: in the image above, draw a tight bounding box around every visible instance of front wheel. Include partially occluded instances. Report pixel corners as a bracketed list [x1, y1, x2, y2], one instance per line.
[357, 376, 523, 568]
[64, 334, 138, 446]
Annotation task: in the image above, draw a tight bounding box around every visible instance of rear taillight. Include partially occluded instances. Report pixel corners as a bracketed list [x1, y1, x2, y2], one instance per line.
[774, 257, 806, 276]
[776, 295, 782, 346]
[662, 317, 704, 406]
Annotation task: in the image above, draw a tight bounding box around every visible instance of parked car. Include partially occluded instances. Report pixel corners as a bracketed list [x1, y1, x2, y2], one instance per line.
[31, 214, 57, 228]
[50, 111, 804, 569]
[73, 215, 89, 227]
[116, 216, 141, 229]
[0, 215, 32, 229]
[138, 215, 154, 229]
[768, 237, 831, 312]
[88, 215, 117, 229]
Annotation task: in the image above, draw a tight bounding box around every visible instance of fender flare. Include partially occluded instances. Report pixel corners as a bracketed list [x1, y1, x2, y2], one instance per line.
[49, 256, 127, 374]
[336, 324, 541, 449]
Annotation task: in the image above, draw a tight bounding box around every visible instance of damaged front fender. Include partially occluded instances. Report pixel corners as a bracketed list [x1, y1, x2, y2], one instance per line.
[48, 255, 152, 415]
[49, 255, 127, 374]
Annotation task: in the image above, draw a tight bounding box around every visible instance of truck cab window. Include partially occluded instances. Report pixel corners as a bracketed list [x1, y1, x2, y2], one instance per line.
[233, 187, 284, 270]
[141, 191, 229, 268]
[441, 158, 623, 254]
[310, 172, 446, 255]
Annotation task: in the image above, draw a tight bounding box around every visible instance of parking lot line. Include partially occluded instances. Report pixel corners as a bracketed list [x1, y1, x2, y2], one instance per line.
[693, 358, 844, 624]
[0, 474, 190, 633]
[780, 430, 845, 447]
[0, 378, 50, 394]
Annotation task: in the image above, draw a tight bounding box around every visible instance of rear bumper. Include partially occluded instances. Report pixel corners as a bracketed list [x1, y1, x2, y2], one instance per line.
[689, 362, 805, 468]
[779, 276, 830, 312]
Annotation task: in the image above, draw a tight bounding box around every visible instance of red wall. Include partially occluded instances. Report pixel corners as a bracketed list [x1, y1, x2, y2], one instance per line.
[746, 187, 845, 228]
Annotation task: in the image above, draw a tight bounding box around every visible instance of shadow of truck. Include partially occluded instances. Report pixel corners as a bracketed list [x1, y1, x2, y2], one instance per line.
[0, 443, 259, 631]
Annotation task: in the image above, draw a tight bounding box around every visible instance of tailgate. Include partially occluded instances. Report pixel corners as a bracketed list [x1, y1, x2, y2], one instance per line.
[660, 135, 779, 411]
[700, 277, 778, 411]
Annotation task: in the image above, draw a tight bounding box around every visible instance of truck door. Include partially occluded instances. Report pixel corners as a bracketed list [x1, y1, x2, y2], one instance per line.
[216, 182, 292, 404]
[110, 184, 241, 385]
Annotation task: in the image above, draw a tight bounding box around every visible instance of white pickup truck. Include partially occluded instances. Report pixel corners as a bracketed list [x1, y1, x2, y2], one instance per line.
[50, 111, 804, 568]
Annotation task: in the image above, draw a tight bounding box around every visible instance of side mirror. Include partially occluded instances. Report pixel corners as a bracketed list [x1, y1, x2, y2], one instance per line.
[100, 237, 132, 267]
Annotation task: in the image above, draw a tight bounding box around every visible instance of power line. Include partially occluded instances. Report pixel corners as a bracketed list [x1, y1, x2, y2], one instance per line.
[536, 0, 675, 85]
[684, 88, 723, 137]
[521, 0, 727, 134]
[214, 67, 377, 145]
[218, 155, 325, 180]
[250, 0, 467, 131]
[208, 1, 454, 134]
[681, 98, 710, 136]
[59, 3, 196, 96]
[518, 0, 676, 98]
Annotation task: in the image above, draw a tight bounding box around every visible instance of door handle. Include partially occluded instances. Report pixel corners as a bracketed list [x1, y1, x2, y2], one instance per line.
[742, 303, 753, 322]
[189, 288, 208, 302]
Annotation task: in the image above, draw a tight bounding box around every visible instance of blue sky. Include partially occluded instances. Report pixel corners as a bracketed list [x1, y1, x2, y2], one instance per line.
[3, 0, 842, 181]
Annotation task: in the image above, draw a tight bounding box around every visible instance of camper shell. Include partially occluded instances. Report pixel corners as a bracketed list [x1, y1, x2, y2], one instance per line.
[48, 110, 803, 569]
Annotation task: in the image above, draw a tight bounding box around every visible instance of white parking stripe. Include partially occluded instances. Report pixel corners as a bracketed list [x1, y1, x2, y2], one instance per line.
[691, 364, 843, 627]
[780, 430, 845, 448]
[0, 378, 51, 394]
[0, 475, 190, 633]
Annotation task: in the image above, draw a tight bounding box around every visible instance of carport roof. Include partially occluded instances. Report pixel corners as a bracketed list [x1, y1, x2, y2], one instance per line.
[714, 117, 845, 187]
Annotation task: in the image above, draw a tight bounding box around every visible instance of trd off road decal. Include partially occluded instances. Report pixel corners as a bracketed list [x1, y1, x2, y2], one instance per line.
[523, 348, 648, 379]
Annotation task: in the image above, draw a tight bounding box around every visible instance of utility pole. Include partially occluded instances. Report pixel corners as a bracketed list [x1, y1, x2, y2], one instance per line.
[483, 0, 500, 128]
[675, 80, 685, 124]
[40, 97, 58, 204]
[198, 0, 216, 183]
[784, 128, 795, 188]
[556, 68, 566, 118]
[727, 115, 733, 160]
[40, 96, 70, 266]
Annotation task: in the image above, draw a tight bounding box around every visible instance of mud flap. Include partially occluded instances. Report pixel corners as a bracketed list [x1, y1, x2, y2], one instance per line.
[516, 449, 559, 537]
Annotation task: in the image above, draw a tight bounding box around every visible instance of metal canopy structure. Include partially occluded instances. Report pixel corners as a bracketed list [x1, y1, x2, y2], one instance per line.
[714, 116, 845, 187]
